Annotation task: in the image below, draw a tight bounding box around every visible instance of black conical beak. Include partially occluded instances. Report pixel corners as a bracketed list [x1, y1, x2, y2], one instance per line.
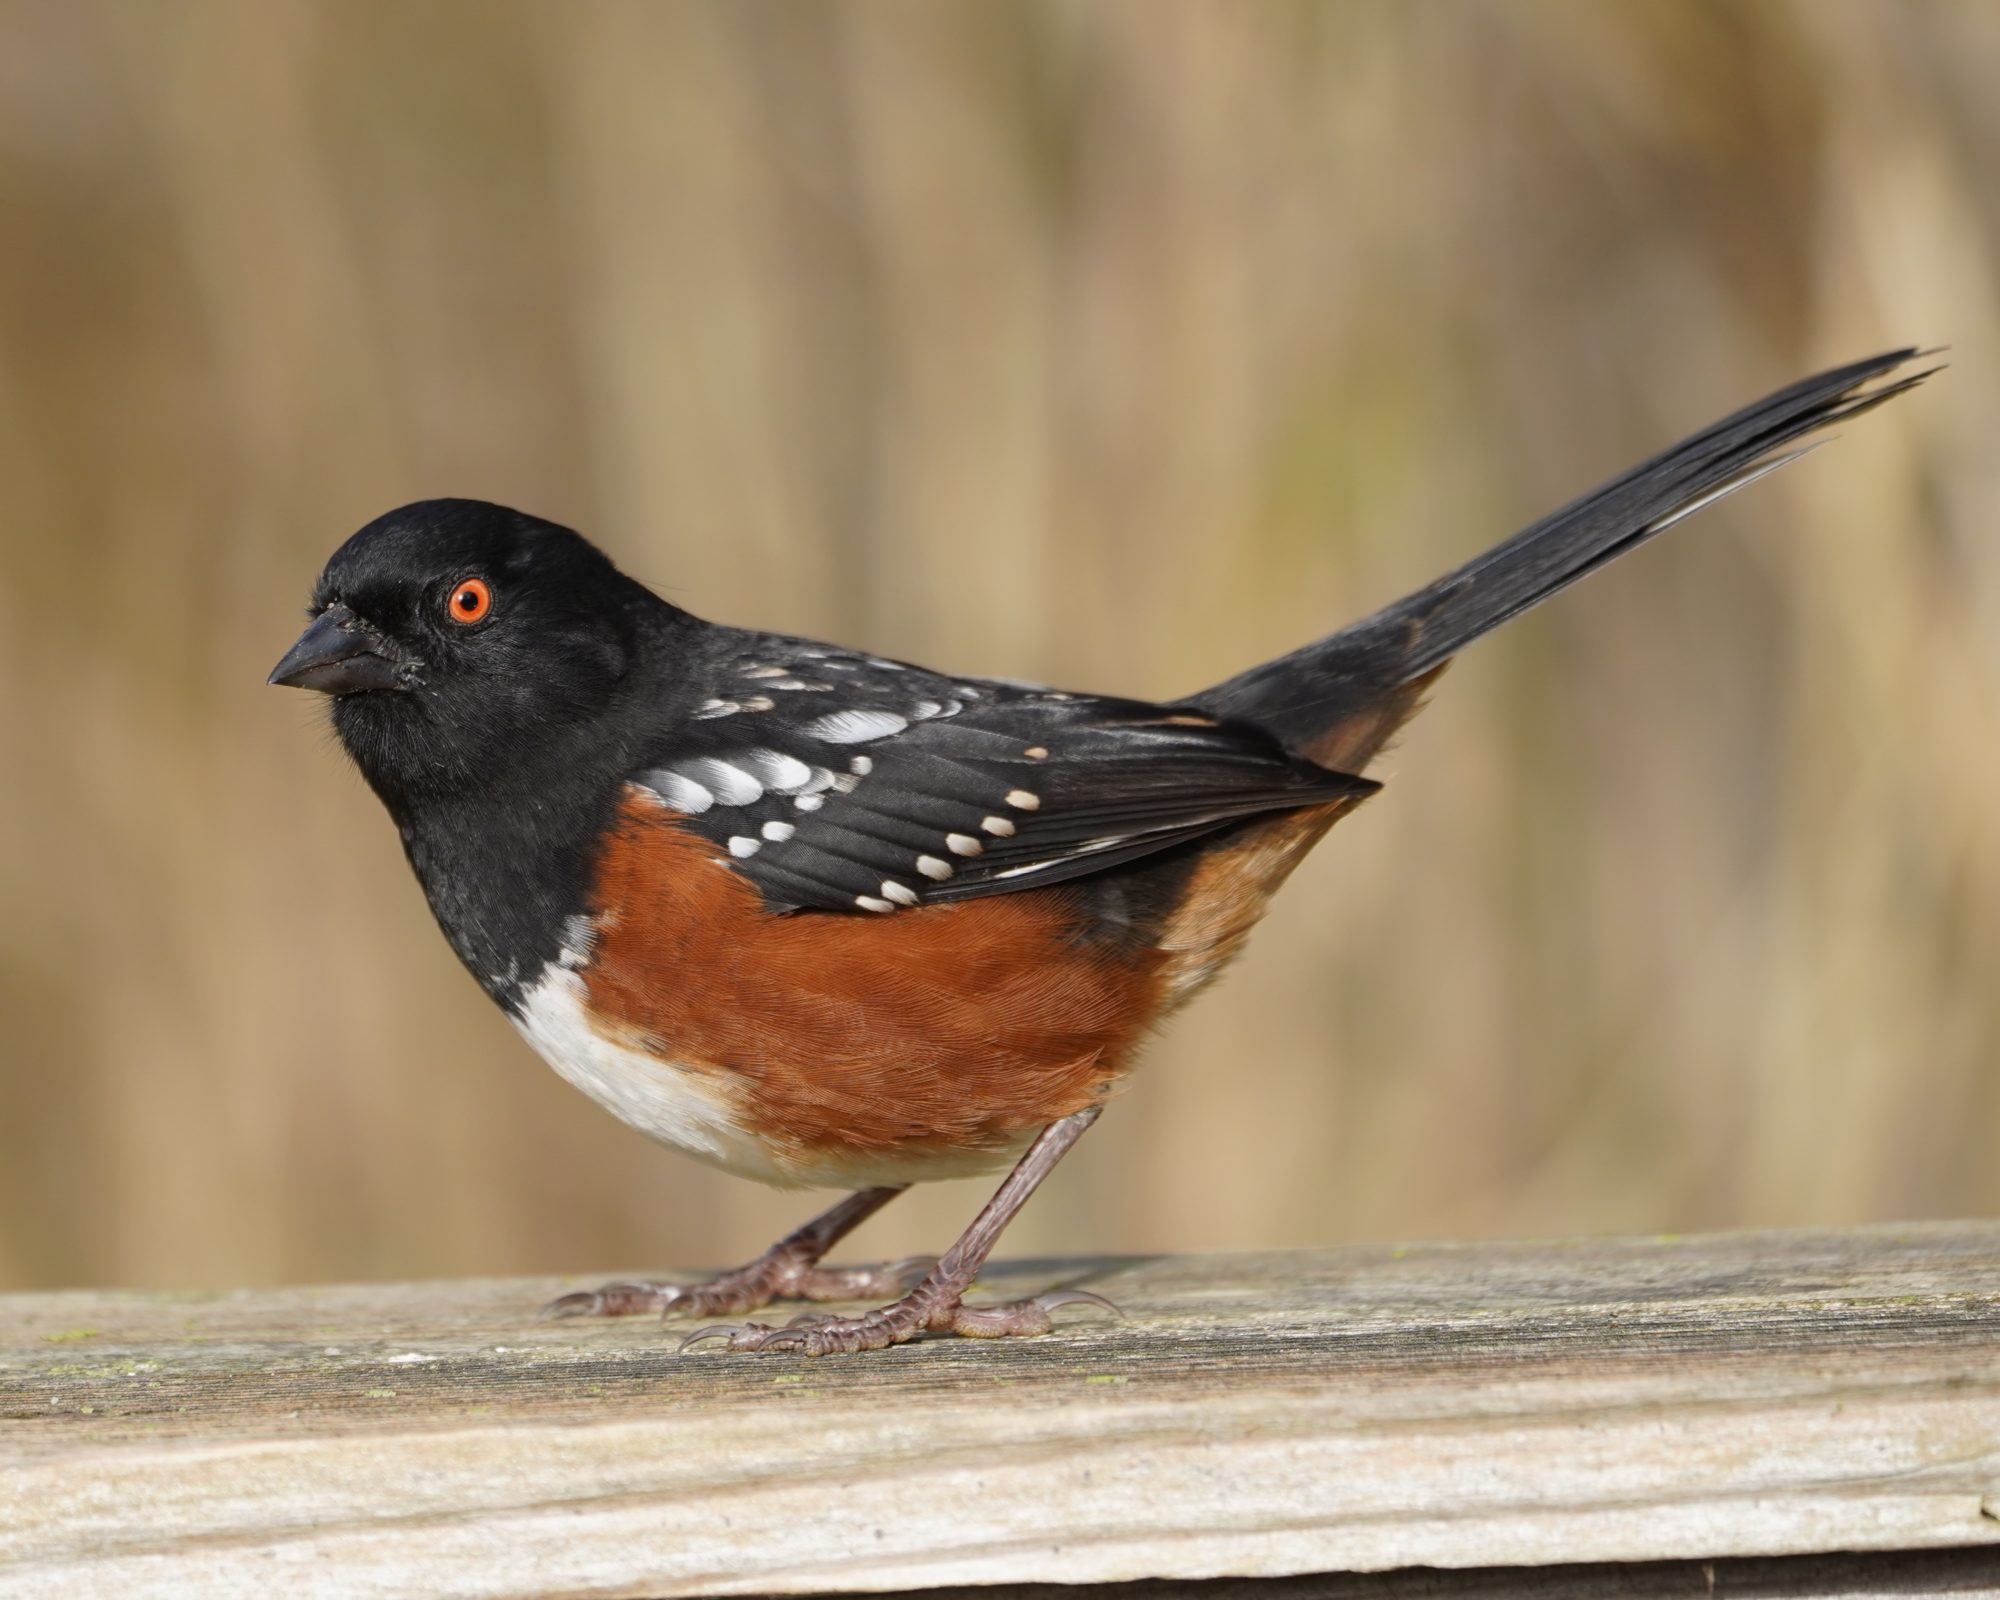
[268, 606, 410, 696]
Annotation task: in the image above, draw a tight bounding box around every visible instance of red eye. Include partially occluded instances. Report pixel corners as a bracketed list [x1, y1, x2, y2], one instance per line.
[447, 577, 492, 624]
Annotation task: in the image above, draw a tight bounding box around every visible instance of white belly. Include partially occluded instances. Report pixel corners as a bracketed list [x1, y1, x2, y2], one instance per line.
[511, 964, 792, 1182]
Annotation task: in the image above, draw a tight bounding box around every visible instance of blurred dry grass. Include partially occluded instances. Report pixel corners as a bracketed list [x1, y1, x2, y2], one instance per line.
[0, 0, 1994, 1294]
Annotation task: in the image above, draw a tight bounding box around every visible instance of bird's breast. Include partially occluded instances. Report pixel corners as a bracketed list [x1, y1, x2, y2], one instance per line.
[513, 788, 1171, 1188]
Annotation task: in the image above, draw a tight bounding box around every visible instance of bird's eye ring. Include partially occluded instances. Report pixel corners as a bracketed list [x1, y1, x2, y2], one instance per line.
[446, 577, 492, 625]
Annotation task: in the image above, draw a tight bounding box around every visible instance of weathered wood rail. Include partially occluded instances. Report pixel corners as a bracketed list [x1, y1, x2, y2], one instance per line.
[3, 1222, 1998, 1598]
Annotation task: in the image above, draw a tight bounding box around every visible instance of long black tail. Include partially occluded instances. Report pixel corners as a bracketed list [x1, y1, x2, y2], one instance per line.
[1197, 349, 1931, 758]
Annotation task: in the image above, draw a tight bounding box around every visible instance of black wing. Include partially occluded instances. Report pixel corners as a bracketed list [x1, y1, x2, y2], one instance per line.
[630, 633, 1375, 914]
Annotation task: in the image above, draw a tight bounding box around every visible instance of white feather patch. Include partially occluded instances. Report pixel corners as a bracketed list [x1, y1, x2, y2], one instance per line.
[740, 749, 816, 793]
[510, 966, 784, 1183]
[678, 757, 762, 807]
[642, 770, 714, 814]
[804, 708, 909, 744]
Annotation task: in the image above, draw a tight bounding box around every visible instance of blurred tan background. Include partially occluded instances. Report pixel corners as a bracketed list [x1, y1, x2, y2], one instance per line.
[1, 0, 1994, 1295]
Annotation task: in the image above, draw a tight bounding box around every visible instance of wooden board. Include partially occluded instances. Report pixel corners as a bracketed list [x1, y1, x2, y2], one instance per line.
[3, 1222, 1999, 1598]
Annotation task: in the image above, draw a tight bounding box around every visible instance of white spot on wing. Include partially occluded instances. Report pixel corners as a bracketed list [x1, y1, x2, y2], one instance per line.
[805, 708, 909, 744]
[728, 835, 761, 858]
[880, 880, 918, 906]
[762, 820, 795, 842]
[693, 699, 739, 720]
[794, 794, 824, 812]
[742, 665, 789, 679]
[916, 854, 953, 881]
[855, 895, 895, 913]
[946, 833, 984, 856]
[644, 770, 714, 814]
[740, 750, 816, 793]
[849, 755, 873, 775]
[679, 757, 762, 807]
[981, 815, 1016, 836]
[1005, 789, 1041, 810]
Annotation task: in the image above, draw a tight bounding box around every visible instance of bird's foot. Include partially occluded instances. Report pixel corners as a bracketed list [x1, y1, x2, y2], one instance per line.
[539, 1253, 935, 1323]
[679, 1285, 1119, 1355]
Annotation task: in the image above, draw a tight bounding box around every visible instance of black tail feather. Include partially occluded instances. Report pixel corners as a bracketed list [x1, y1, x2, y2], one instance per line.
[1197, 349, 1933, 753]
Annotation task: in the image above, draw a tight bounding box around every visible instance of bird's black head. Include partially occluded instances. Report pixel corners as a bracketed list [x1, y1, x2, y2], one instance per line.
[271, 499, 657, 812]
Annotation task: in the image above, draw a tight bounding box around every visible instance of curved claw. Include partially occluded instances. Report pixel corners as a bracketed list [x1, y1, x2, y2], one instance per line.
[1035, 1287, 1124, 1320]
[680, 1320, 821, 1354]
[679, 1321, 759, 1352]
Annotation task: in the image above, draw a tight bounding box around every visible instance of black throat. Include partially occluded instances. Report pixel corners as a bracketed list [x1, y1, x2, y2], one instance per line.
[337, 609, 703, 1015]
[386, 757, 624, 1014]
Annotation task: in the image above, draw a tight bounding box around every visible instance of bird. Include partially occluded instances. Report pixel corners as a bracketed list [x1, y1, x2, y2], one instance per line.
[270, 350, 1927, 1355]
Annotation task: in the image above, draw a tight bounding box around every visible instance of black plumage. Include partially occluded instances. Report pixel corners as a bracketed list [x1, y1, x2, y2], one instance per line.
[620, 647, 1376, 911]
[1199, 348, 1932, 745]
[271, 350, 1930, 1005]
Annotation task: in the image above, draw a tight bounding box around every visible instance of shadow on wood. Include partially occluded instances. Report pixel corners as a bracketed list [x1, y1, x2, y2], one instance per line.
[3, 1222, 1998, 1597]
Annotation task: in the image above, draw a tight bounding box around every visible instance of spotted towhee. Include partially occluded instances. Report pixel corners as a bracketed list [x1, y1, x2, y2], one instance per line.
[271, 351, 1926, 1354]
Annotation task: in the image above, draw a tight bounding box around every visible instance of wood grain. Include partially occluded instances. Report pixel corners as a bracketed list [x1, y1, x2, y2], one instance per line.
[2, 1223, 1998, 1599]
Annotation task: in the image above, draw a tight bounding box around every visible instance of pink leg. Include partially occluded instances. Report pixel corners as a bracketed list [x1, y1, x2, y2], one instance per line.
[540, 1186, 929, 1321]
[681, 1108, 1118, 1355]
